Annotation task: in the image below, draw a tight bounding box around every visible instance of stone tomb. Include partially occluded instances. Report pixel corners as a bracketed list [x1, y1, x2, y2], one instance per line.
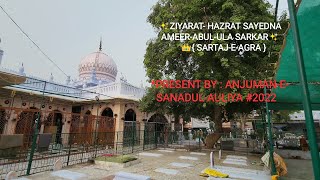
[114, 172, 151, 180]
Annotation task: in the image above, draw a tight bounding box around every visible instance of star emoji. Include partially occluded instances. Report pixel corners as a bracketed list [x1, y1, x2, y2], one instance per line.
[270, 33, 276, 40]
[161, 23, 166, 29]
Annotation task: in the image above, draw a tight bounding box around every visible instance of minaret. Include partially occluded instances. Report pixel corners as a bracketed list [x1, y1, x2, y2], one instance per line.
[0, 38, 3, 66]
[49, 73, 54, 82]
[66, 76, 71, 85]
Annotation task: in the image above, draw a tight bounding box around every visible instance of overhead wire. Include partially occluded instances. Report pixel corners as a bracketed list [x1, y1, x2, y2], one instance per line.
[0, 4, 68, 77]
[0, 5, 142, 102]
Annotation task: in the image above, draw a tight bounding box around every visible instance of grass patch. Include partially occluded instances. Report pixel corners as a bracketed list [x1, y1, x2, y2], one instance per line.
[96, 155, 137, 163]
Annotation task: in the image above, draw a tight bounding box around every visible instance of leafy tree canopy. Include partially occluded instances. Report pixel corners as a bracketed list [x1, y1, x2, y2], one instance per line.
[141, 0, 285, 132]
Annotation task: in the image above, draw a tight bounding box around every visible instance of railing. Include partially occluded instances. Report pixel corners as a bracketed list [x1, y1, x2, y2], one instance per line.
[0, 130, 207, 179]
[0, 132, 115, 178]
[119, 82, 145, 98]
[0, 128, 269, 179]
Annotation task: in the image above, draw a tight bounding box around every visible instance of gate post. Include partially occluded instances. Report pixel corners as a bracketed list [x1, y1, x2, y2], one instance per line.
[26, 112, 40, 175]
[26, 81, 46, 175]
[66, 143, 71, 166]
[143, 129, 145, 150]
[264, 87, 276, 175]
[131, 121, 134, 153]
[155, 130, 157, 149]
[287, 0, 320, 179]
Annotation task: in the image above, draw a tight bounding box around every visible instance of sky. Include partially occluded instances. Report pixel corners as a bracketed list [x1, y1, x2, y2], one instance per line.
[0, 0, 287, 87]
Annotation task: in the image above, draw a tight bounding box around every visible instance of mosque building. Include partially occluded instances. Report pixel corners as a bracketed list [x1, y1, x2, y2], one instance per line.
[0, 40, 174, 147]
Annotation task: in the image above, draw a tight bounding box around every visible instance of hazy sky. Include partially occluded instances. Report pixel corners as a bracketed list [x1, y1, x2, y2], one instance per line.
[0, 0, 287, 86]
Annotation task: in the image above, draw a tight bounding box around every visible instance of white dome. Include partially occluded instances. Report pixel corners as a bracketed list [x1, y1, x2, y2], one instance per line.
[78, 51, 117, 83]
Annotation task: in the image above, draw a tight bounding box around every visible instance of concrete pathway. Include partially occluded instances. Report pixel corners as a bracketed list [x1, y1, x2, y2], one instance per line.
[13, 150, 266, 180]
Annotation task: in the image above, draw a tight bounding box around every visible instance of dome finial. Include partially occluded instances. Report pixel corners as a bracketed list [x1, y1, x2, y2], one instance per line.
[99, 37, 102, 51]
[19, 63, 25, 75]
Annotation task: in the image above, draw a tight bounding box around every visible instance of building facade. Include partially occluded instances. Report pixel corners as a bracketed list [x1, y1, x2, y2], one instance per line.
[0, 41, 174, 148]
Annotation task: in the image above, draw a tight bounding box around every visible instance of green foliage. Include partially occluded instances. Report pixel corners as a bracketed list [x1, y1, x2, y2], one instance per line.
[272, 110, 296, 123]
[142, 0, 283, 131]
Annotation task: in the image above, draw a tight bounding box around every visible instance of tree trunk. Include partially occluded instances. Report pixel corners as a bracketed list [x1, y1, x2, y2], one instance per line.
[240, 113, 247, 131]
[205, 105, 223, 148]
[213, 105, 223, 133]
[205, 105, 223, 149]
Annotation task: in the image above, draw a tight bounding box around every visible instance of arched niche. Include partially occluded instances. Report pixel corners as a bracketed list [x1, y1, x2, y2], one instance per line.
[101, 108, 113, 117]
[125, 109, 136, 121]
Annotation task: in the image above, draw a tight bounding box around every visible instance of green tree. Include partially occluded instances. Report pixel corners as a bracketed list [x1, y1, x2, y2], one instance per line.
[272, 110, 296, 123]
[225, 101, 260, 131]
[142, 0, 281, 132]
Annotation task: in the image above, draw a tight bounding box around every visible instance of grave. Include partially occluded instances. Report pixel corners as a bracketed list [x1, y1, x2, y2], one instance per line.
[155, 168, 180, 175]
[138, 152, 162, 157]
[226, 155, 247, 160]
[223, 159, 247, 166]
[190, 152, 206, 156]
[114, 172, 151, 180]
[158, 149, 174, 153]
[170, 162, 193, 168]
[51, 170, 87, 180]
[179, 156, 198, 160]
[95, 155, 140, 168]
[223, 155, 248, 166]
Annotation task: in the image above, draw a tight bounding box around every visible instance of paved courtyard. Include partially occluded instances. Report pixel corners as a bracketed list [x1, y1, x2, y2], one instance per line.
[13, 149, 269, 180]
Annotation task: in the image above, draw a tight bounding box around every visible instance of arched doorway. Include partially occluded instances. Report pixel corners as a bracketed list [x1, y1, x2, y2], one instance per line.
[44, 110, 63, 144]
[147, 114, 169, 132]
[98, 107, 115, 146]
[145, 114, 169, 146]
[123, 109, 139, 148]
[125, 109, 136, 121]
[78, 110, 94, 144]
[69, 109, 94, 145]
[101, 108, 113, 117]
[15, 107, 40, 147]
[82, 110, 93, 133]
[100, 108, 114, 133]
